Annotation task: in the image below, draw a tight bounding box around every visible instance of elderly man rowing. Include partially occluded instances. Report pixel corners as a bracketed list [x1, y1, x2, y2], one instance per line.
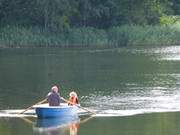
[47, 85, 61, 106]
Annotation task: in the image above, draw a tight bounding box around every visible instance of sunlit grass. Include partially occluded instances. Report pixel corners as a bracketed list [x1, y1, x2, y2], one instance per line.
[0, 24, 180, 48]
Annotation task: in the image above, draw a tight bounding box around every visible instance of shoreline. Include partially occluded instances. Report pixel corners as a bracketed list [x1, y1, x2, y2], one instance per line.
[1, 44, 180, 50]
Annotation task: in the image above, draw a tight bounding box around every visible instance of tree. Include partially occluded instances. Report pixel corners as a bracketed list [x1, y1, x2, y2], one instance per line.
[0, 0, 177, 29]
[172, 0, 180, 15]
[36, 0, 73, 32]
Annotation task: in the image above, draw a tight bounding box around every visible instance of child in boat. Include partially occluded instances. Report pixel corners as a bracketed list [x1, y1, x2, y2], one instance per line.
[68, 91, 79, 105]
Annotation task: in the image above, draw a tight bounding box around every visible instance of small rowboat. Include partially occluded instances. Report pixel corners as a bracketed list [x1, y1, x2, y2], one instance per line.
[33, 103, 78, 118]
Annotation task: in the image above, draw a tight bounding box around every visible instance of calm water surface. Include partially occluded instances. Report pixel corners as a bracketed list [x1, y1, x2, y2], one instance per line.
[1, 46, 180, 135]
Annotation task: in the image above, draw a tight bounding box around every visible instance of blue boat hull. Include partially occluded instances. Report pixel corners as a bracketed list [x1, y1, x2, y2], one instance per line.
[35, 104, 78, 118]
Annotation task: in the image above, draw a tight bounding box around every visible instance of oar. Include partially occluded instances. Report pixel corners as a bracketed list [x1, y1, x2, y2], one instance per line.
[61, 97, 96, 115]
[18, 98, 47, 114]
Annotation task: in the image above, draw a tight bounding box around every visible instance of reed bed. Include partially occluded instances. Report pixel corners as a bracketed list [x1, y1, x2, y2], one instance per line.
[0, 24, 180, 48]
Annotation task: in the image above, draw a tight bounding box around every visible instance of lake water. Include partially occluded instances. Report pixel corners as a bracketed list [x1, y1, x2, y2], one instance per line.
[1, 46, 180, 135]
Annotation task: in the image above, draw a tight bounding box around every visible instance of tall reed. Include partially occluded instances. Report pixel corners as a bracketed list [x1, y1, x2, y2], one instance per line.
[0, 24, 180, 48]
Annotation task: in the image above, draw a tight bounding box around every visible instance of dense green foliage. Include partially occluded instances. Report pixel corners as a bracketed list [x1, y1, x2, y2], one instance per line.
[0, 0, 179, 29]
[0, 0, 180, 47]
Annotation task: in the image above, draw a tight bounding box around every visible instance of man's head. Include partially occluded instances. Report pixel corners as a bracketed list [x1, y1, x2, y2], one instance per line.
[51, 85, 58, 93]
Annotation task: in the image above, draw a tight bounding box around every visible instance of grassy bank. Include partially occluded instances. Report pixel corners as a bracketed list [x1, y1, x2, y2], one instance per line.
[0, 24, 180, 48]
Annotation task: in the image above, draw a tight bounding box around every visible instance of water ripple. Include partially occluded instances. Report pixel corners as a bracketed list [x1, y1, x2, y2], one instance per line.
[82, 87, 180, 117]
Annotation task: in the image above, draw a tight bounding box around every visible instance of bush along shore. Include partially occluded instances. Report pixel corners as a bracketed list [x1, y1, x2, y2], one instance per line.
[0, 24, 180, 48]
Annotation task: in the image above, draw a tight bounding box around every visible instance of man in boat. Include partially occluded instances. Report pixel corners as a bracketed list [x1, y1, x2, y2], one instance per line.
[47, 85, 61, 106]
[68, 91, 79, 105]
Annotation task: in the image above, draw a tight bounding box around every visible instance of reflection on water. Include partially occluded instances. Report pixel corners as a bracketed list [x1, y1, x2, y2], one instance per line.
[69, 122, 79, 135]
[33, 116, 80, 135]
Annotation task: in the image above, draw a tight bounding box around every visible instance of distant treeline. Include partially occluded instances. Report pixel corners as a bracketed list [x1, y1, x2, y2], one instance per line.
[0, 0, 180, 47]
[1, 0, 180, 29]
